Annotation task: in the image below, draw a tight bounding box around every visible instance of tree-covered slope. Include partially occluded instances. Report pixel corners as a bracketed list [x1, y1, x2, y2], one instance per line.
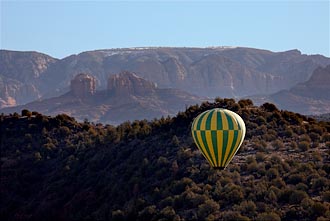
[1, 99, 330, 221]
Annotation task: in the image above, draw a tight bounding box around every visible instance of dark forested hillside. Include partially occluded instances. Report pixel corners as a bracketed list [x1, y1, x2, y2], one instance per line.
[1, 99, 330, 221]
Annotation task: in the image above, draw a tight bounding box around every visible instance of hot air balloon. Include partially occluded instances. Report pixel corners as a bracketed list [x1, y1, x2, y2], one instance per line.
[191, 108, 246, 169]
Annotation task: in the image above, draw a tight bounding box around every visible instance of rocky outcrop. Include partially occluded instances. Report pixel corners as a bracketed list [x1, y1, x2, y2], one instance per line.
[107, 71, 157, 96]
[70, 73, 96, 98]
[1, 72, 203, 124]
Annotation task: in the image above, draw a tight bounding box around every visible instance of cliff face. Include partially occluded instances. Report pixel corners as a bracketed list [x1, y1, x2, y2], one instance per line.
[188, 54, 282, 97]
[107, 71, 157, 97]
[70, 73, 96, 98]
[0, 50, 57, 107]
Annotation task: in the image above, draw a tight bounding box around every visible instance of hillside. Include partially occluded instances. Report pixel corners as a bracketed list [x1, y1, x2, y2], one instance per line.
[1, 99, 330, 221]
[1, 47, 329, 109]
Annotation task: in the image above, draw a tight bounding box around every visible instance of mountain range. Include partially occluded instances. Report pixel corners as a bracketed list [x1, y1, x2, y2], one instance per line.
[1, 47, 330, 121]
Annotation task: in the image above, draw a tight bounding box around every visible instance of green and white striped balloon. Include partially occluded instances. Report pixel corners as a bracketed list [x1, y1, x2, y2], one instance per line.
[191, 108, 246, 169]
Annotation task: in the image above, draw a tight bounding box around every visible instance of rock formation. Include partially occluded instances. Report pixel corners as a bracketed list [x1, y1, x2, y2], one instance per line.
[107, 71, 157, 96]
[70, 73, 96, 98]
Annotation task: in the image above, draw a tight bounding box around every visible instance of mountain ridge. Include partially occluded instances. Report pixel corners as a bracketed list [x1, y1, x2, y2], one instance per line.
[1, 47, 329, 110]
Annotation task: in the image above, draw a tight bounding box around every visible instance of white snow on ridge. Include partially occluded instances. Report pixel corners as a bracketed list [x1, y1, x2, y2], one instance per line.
[99, 46, 238, 57]
[207, 46, 238, 50]
[99, 47, 159, 57]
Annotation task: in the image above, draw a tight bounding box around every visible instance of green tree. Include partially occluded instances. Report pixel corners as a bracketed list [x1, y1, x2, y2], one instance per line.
[298, 141, 310, 151]
[160, 206, 177, 220]
[238, 200, 257, 217]
[197, 199, 220, 219]
[289, 190, 308, 204]
[22, 109, 32, 117]
[138, 205, 157, 220]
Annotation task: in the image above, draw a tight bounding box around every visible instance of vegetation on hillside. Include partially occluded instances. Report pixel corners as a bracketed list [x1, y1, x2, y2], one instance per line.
[1, 98, 330, 221]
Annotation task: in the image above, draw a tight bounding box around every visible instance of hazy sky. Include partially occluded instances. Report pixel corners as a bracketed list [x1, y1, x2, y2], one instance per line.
[1, 0, 329, 58]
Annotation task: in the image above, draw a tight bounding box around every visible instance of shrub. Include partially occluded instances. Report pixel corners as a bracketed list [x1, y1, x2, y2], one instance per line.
[272, 139, 284, 150]
[283, 127, 294, 137]
[265, 189, 278, 204]
[21, 109, 32, 117]
[298, 141, 310, 151]
[256, 152, 266, 162]
[221, 211, 251, 221]
[296, 183, 308, 191]
[321, 191, 330, 202]
[197, 199, 219, 218]
[112, 210, 125, 221]
[256, 212, 281, 221]
[238, 99, 253, 108]
[300, 134, 312, 143]
[312, 177, 328, 191]
[160, 206, 177, 220]
[138, 206, 157, 220]
[322, 133, 330, 142]
[310, 132, 320, 142]
[238, 200, 257, 217]
[311, 151, 322, 161]
[311, 202, 328, 217]
[287, 174, 304, 185]
[266, 168, 279, 180]
[289, 190, 308, 204]
[34, 152, 42, 161]
[261, 103, 278, 112]
[256, 116, 267, 125]
[222, 183, 244, 204]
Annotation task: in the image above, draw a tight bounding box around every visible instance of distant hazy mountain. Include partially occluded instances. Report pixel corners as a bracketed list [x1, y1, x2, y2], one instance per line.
[1, 47, 329, 110]
[1, 71, 203, 124]
[251, 65, 330, 115]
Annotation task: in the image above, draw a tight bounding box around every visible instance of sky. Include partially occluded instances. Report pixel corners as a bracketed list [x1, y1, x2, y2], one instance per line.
[0, 0, 329, 59]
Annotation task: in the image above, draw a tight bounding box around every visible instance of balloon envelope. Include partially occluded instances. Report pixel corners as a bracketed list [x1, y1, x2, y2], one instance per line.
[191, 108, 246, 169]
